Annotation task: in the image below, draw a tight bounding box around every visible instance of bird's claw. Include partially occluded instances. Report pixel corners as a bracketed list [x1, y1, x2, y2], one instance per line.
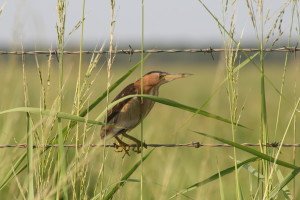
[132, 142, 147, 153]
[113, 140, 147, 155]
[113, 142, 131, 157]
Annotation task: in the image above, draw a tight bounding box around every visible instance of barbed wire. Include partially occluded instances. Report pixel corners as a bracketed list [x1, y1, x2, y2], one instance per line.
[0, 46, 299, 55]
[0, 142, 299, 149]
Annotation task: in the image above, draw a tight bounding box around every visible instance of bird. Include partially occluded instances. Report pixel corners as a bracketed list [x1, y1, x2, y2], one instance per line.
[100, 71, 192, 153]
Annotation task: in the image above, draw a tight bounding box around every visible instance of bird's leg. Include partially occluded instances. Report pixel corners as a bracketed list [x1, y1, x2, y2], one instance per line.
[114, 136, 130, 156]
[122, 133, 147, 153]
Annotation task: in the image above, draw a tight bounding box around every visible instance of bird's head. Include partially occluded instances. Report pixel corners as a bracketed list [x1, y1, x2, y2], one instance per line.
[135, 71, 192, 91]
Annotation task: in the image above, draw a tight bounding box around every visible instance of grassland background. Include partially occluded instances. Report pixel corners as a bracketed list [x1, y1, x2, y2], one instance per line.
[0, 52, 299, 199]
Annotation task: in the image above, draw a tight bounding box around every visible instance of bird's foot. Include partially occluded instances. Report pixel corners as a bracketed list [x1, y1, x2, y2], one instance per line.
[121, 133, 147, 153]
[113, 142, 131, 157]
[132, 141, 148, 153]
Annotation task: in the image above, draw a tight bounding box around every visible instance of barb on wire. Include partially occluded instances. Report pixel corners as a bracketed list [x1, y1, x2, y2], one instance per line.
[0, 142, 299, 149]
[0, 47, 299, 55]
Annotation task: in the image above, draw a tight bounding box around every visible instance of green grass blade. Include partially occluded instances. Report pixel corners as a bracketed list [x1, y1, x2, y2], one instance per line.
[169, 157, 258, 199]
[238, 183, 245, 200]
[98, 94, 247, 128]
[26, 116, 34, 200]
[193, 131, 300, 170]
[241, 160, 264, 180]
[0, 151, 27, 190]
[217, 165, 225, 200]
[0, 107, 105, 126]
[102, 149, 154, 200]
[276, 169, 293, 200]
[57, 117, 68, 199]
[140, 95, 246, 128]
[269, 169, 300, 199]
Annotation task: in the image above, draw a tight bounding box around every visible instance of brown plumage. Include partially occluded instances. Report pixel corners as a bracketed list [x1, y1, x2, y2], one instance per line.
[100, 71, 192, 151]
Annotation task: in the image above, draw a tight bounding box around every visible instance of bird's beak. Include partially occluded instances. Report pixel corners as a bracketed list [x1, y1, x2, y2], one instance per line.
[164, 73, 193, 82]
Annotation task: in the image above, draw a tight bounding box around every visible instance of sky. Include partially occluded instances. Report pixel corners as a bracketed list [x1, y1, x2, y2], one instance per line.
[0, 0, 298, 49]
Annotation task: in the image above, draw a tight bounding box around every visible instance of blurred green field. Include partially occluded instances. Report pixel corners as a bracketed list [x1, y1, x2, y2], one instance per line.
[0, 54, 299, 199]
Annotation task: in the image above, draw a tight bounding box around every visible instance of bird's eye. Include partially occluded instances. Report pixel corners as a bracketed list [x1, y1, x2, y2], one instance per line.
[159, 74, 165, 79]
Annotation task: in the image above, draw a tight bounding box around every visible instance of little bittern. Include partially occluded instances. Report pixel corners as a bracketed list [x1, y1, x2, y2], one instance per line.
[100, 71, 192, 152]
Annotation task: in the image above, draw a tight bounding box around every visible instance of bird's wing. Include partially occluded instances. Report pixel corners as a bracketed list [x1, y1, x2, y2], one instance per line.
[106, 83, 137, 122]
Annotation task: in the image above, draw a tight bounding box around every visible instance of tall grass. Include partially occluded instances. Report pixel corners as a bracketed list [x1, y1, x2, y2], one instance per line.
[56, 0, 68, 199]
[0, 0, 299, 199]
[22, 47, 34, 199]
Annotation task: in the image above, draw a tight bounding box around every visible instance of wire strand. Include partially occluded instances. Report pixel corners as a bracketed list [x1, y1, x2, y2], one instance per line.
[0, 142, 299, 149]
[0, 47, 299, 55]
